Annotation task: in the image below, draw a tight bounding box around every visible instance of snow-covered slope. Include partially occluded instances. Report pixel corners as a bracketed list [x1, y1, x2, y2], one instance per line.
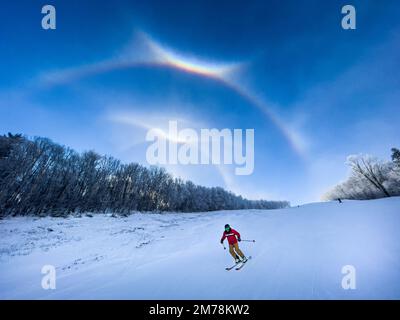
[1, 197, 400, 299]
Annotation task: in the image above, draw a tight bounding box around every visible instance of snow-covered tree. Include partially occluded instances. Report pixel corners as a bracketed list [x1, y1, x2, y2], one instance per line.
[0, 134, 289, 216]
[323, 149, 400, 201]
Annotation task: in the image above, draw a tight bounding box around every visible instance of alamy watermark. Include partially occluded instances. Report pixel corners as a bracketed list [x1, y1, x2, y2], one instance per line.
[41, 5, 56, 30]
[146, 121, 254, 175]
[41, 264, 56, 290]
[341, 5, 356, 30]
[341, 265, 356, 290]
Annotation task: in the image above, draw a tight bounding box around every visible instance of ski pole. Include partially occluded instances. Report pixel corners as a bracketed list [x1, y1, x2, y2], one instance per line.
[221, 242, 226, 250]
[241, 239, 256, 243]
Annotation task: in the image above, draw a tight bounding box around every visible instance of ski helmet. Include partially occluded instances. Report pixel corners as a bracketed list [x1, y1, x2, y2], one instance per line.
[225, 224, 231, 231]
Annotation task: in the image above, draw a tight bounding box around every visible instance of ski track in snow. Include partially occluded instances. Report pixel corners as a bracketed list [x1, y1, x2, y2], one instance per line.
[1, 197, 400, 299]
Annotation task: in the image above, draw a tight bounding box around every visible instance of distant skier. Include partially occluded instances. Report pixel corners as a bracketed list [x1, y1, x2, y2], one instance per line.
[220, 224, 247, 263]
[337, 198, 342, 203]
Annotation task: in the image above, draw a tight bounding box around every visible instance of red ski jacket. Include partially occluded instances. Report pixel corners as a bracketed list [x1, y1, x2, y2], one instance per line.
[221, 228, 241, 245]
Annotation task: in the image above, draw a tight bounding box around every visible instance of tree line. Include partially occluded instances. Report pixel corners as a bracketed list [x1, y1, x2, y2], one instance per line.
[323, 148, 400, 201]
[0, 133, 289, 217]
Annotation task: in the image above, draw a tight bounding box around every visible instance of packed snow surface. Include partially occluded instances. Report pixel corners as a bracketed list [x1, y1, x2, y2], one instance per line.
[1, 197, 400, 299]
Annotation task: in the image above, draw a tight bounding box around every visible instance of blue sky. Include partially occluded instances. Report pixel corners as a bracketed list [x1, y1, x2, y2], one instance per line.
[0, 0, 399, 204]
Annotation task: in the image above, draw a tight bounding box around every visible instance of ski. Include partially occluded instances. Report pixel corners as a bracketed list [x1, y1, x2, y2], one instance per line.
[235, 256, 251, 270]
[225, 256, 252, 271]
[225, 261, 241, 271]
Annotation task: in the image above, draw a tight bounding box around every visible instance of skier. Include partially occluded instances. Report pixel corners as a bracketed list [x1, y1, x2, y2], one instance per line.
[220, 224, 247, 263]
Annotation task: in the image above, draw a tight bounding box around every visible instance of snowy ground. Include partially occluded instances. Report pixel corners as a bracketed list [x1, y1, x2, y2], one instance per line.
[1, 197, 400, 299]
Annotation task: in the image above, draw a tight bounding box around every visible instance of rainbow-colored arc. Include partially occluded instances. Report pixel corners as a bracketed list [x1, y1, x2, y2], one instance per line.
[39, 32, 307, 159]
[143, 34, 237, 78]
